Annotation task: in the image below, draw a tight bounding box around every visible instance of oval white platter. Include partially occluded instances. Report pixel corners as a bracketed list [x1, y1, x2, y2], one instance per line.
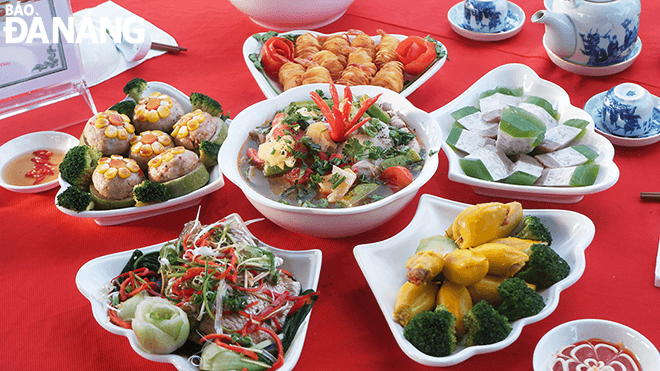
[242, 30, 448, 99]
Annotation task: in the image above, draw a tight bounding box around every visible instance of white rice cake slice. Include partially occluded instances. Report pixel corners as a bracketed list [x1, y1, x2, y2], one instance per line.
[479, 93, 523, 122]
[534, 163, 600, 187]
[535, 124, 583, 153]
[456, 111, 499, 138]
[517, 102, 559, 130]
[504, 154, 544, 185]
[534, 144, 598, 168]
[446, 125, 497, 154]
[459, 145, 513, 182]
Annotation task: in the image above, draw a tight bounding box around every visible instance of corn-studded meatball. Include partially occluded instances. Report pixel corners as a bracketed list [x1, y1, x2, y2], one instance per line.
[92, 155, 144, 200]
[171, 109, 220, 150]
[147, 146, 199, 183]
[82, 110, 135, 156]
[133, 92, 185, 133]
[128, 130, 175, 170]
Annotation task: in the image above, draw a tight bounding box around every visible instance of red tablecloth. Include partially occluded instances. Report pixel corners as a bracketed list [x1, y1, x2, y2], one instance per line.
[1, 0, 659, 370]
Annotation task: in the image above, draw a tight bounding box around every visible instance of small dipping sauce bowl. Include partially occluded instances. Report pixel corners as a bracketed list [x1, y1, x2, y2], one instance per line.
[601, 83, 658, 137]
[464, 0, 508, 33]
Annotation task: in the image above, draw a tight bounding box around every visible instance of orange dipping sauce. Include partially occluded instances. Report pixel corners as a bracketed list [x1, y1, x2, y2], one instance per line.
[2, 149, 65, 186]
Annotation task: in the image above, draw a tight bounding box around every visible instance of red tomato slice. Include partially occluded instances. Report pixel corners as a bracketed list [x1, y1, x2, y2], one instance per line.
[261, 37, 294, 76]
[395, 36, 437, 76]
[380, 166, 413, 190]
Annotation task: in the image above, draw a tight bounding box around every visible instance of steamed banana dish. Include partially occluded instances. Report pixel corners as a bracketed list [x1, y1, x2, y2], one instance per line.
[393, 201, 562, 332]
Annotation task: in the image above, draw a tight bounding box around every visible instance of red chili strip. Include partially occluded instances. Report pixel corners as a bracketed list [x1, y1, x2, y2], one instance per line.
[214, 339, 259, 360]
[107, 309, 131, 329]
[258, 325, 284, 369]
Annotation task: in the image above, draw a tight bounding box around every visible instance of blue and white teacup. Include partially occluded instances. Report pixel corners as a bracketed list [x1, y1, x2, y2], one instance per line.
[464, 0, 508, 33]
[602, 83, 657, 137]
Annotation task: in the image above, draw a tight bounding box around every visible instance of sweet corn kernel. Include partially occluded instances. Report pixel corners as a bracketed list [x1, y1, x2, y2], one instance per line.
[125, 124, 135, 134]
[173, 146, 185, 154]
[148, 157, 161, 167]
[149, 92, 161, 98]
[105, 125, 118, 138]
[147, 110, 160, 123]
[127, 161, 140, 173]
[131, 142, 142, 153]
[177, 126, 189, 138]
[104, 167, 118, 179]
[159, 135, 172, 146]
[188, 119, 199, 131]
[153, 142, 165, 153]
[194, 114, 206, 123]
[118, 167, 131, 179]
[162, 152, 174, 162]
[157, 105, 170, 118]
[96, 163, 110, 173]
[117, 128, 128, 140]
[139, 145, 153, 157]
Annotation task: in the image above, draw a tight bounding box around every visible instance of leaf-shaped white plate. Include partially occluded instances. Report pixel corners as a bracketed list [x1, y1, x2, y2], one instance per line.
[76, 213, 322, 371]
[430, 63, 620, 203]
[353, 194, 594, 366]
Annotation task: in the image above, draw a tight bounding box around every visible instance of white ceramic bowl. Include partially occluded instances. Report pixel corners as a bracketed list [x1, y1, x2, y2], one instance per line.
[0, 131, 80, 193]
[243, 30, 448, 99]
[77, 213, 322, 371]
[533, 319, 660, 371]
[228, 0, 354, 31]
[54, 81, 225, 225]
[430, 63, 620, 203]
[218, 84, 442, 238]
[354, 194, 595, 366]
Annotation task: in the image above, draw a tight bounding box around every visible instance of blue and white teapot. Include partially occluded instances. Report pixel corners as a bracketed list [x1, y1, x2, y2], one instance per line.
[531, 0, 640, 67]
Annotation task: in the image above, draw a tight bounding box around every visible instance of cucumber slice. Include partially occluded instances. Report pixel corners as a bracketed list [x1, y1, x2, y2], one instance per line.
[380, 149, 422, 169]
[415, 235, 458, 255]
[162, 163, 210, 198]
[199, 118, 229, 168]
[89, 184, 136, 210]
[339, 183, 380, 207]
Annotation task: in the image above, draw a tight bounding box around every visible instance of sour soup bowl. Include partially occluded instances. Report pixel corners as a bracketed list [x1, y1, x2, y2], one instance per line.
[218, 84, 442, 238]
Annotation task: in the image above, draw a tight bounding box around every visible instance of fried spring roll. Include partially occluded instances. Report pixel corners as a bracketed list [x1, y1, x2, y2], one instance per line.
[370, 60, 404, 92]
[374, 29, 400, 69]
[278, 62, 305, 91]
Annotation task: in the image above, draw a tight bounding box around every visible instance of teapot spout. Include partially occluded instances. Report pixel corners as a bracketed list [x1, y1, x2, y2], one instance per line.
[531, 10, 576, 59]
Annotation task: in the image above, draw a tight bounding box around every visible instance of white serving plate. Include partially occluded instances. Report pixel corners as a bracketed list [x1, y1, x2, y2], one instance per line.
[447, 1, 525, 42]
[76, 214, 322, 371]
[54, 81, 225, 225]
[533, 319, 660, 371]
[0, 131, 80, 193]
[430, 63, 620, 203]
[353, 194, 594, 367]
[218, 83, 442, 238]
[243, 30, 448, 99]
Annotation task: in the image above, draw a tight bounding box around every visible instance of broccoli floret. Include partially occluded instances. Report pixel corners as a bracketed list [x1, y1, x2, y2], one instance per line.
[123, 77, 148, 102]
[56, 186, 94, 212]
[516, 244, 570, 289]
[133, 180, 171, 206]
[108, 100, 137, 119]
[199, 140, 221, 168]
[190, 92, 229, 120]
[403, 304, 457, 357]
[59, 145, 103, 190]
[464, 300, 512, 347]
[515, 215, 552, 245]
[495, 277, 545, 321]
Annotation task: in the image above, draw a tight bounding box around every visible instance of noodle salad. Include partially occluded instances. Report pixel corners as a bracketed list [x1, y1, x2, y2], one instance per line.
[102, 213, 319, 370]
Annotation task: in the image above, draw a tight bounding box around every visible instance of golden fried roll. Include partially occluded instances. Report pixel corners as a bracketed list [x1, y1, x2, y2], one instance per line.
[405, 250, 444, 286]
[348, 29, 377, 60]
[337, 64, 373, 86]
[437, 281, 473, 337]
[393, 281, 438, 327]
[301, 65, 332, 85]
[311, 50, 345, 81]
[374, 29, 400, 69]
[370, 60, 405, 92]
[322, 34, 351, 67]
[471, 243, 529, 277]
[295, 33, 322, 60]
[346, 47, 377, 75]
[278, 62, 305, 91]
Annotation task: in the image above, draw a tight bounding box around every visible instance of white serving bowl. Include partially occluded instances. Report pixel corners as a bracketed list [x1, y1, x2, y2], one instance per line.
[430, 63, 620, 203]
[77, 213, 322, 371]
[354, 194, 595, 366]
[533, 319, 660, 371]
[0, 131, 80, 193]
[218, 84, 442, 238]
[228, 0, 354, 31]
